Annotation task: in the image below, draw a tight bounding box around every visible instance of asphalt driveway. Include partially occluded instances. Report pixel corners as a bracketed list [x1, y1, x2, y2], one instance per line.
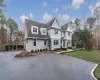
[0, 51, 96, 80]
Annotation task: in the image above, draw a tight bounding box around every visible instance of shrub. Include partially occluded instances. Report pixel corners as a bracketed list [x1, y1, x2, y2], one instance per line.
[53, 48, 60, 51]
[46, 48, 48, 51]
[67, 47, 72, 49]
[35, 50, 38, 53]
[40, 49, 42, 52]
[43, 49, 45, 51]
[37, 49, 39, 52]
[31, 50, 34, 53]
[61, 48, 67, 50]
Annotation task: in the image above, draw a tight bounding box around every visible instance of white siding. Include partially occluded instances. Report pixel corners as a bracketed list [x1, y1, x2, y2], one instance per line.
[62, 39, 67, 48]
[66, 32, 72, 40]
[26, 39, 48, 52]
[48, 29, 61, 39]
[51, 19, 60, 29]
[25, 23, 28, 39]
[67, 40, 72, 47]
[61, 32, 65, 38]
[50, 39, 61, 50]
[48, 19, 64, 50]
[48, 28, 62, 50]
[66, 32, 72, 47]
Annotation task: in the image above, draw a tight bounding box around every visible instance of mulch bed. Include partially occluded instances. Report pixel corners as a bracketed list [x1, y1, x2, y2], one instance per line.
[15, 49, 69, 58]
[15, 51, 54, 58]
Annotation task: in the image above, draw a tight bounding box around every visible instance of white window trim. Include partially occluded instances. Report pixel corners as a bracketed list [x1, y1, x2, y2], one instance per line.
[54, 40, 59, 45]
[40, 28, 47, 35]
[31, 26, 38, 34]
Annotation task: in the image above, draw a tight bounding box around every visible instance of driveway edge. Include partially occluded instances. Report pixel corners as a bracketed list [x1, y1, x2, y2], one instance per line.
[91, 64, 98, 80]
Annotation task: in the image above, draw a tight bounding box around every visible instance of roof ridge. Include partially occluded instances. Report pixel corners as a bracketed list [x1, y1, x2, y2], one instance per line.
[46, 18, 56, 27]
[61, 23, 69, 30]
[25, 19, 46, 25]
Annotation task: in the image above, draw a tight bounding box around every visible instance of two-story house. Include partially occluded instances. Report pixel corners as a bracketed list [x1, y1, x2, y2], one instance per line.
[24, 18, 72, 52]
[61, 23, 72, 48]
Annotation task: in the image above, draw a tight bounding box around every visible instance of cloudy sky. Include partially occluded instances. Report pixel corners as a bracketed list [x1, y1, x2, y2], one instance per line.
[5, 0, 100, 25]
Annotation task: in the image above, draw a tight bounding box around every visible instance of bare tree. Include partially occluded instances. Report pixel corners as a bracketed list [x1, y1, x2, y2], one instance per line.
[87, 17, 96, 29]
[7, 18, 18, 45]
[94, 6, 100, 27]
[0, 10, 7, 51]
[0, 0, 6, 10]
[75, 18, 81, 30]
[94, 6, 100, 50]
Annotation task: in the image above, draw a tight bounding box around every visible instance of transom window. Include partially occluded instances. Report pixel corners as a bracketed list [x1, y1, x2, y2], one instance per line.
[54, 40, 59, 45]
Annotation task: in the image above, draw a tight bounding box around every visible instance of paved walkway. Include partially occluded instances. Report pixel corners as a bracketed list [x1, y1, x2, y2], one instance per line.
[0, 51, 96, 80]
[55, 49, 73, 54]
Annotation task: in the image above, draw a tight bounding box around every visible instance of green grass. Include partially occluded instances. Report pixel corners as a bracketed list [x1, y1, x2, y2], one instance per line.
[65, 50, 100, 80]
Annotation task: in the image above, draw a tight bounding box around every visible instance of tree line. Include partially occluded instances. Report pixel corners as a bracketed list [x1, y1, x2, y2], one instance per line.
[72, 6, 100, 50]
[0, 0, 24, 51]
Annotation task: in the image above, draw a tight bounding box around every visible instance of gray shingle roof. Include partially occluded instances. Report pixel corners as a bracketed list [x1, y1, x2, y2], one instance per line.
[46, 18, 56, 27]
[61, 23, 69, 30]
[25, 19, 49, 39]
[25, 18, 70, 39]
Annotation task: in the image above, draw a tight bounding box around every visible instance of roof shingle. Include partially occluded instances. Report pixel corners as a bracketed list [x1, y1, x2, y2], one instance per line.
[25, 19, 49, 39]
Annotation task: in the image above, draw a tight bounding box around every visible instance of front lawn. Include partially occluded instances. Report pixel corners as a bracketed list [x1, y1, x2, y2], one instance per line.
[65, 50, 100, 80]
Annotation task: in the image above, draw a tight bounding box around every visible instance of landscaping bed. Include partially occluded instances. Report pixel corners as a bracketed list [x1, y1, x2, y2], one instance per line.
[15, 50, 54, 58]
[15, 51, 36, 57]
[64, 50, 100, 80]
[15, 48, 68, 58]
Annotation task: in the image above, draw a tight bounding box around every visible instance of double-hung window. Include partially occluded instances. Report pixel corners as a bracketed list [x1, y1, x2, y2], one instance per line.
[31, 26, 38, 34]
[54, 40, 59, 45]
[33, 39, 36, 46]
[44, 40, 46, 45]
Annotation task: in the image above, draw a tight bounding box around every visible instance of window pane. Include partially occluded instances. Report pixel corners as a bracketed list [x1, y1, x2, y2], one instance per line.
[54, 40, 59, 45]
[33, 27, 37, 32]
[33, 39, 36, 46]
[44, 40, 46, 45]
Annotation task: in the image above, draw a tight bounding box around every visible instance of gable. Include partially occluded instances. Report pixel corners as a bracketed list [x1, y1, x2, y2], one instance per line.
[51, 19, 60, 29]
[67, 26, 72, 32]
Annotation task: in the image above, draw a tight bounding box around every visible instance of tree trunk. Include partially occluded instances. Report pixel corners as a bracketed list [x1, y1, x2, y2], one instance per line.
[9, 29, 12, 51]
[0, 25, 6, 51]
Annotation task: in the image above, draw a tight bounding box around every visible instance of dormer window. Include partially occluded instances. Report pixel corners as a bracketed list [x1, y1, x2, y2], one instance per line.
[42, 29, 46, 33]
[40, 28, 47, 35]
[31, 26, 38, 34]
